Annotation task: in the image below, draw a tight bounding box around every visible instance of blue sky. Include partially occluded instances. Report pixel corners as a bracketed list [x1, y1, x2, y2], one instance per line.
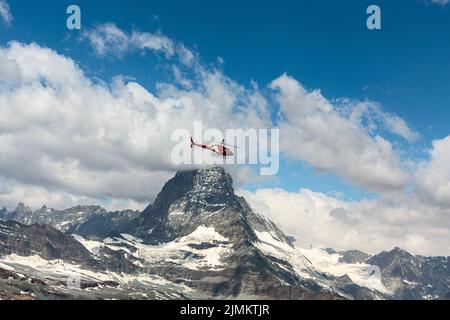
[3, 0, 450, 129]
[4, 1, 449, 118]
[1, 0, 450, 198]
[1, 0, 449, 199]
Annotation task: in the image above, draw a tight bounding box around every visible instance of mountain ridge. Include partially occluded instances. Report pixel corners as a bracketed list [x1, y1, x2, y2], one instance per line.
[0, 167, 449, 300]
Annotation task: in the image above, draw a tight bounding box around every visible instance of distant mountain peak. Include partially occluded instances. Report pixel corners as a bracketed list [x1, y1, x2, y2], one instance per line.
[14, 202, 31, 213]
[391, 246, 410, 254]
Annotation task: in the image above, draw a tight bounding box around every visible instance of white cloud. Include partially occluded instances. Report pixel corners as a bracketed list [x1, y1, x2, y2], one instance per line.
[82, 23, 194, 65]
[339, 99, 420, 143]
[0, 41, 269, 210]
[0, 36, 418, 210]
[240, 187, 450, 256]
[0, 179, 146, 211]
[2, 30, 445, 256]
[80, 25, 417, 195]
[415, 135, 450, 206]
[428, 0, 450, 5]
[270, 74, 410, 192]
[0, 0, 12, 26]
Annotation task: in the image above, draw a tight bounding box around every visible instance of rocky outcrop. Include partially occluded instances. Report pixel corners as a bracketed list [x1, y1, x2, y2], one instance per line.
[367, 247, 450, 299]
[0, 220, 97, 266]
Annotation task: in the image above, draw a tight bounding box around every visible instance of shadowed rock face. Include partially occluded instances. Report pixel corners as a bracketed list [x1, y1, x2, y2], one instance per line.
[0, 220, 97, 266]
[133, 168, 293, 246]
[338, 250, 371, 264]
[367, 247, 450, 299]
[135, 168, 238, 243]
[67, 209, 139, 238]
[0, 203, 33, 225]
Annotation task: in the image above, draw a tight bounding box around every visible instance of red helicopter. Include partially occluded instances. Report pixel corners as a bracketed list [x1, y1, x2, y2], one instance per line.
[190, 137, 238, 157]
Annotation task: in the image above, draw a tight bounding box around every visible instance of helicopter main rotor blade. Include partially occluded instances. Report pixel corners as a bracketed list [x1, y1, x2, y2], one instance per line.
[223, 143, 240, 149]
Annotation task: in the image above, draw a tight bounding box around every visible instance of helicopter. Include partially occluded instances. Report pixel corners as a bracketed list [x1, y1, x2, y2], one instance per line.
[190, 137, 238, 157]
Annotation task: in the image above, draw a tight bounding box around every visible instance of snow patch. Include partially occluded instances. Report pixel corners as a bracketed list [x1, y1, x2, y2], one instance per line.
[254, 231, 390, 295]
[170, 211, 185, 216]
[0, 254, 195, 295]
[75, 226, 231, 271]
[297, 246, 390, 294]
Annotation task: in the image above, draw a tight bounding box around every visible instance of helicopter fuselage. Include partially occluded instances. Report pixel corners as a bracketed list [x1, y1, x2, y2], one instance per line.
[191, 138, 234, 157]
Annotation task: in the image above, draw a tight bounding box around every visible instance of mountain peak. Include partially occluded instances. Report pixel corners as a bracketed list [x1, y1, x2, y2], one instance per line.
[136, 167, 236, 243]
[134, 166, 294, 249]
[188, 166, 234, 198]
[14, 202, 31, 213]
[5, 203, 34, 225]
[178, 165, 227, 175]
[142, 167, 234, 218]
[176, 166, 234, 194]
[390, 246, 413, 256]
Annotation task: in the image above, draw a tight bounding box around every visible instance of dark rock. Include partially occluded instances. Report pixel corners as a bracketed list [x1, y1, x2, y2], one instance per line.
[0, 219, 99, 268]
[367, 247, 450, 299]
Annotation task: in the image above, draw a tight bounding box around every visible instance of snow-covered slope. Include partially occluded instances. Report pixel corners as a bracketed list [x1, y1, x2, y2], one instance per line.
[74, 226, 233, 271]
[0, 254, 202, 300]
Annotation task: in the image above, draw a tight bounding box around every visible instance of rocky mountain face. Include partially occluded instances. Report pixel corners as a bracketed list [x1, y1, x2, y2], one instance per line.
[366, 247, 450, 299]
[0, 167, 449, 300]
[134, 168, 294, 246]
[67, 209, 139, 238]
[74, 168, 352, 298]
[325, 248, 372, 264]
[1, 204, 104, 232]
[0, 220, 96, 265]
[0, 218, 190, 300]
[0, 203, 34, 225]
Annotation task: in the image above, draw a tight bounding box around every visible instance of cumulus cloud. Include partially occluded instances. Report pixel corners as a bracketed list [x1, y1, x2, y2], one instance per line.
[240, 188, 450, 256]
[0, 32, 419, 210]
[2, 26, 446, 255]
[0, 0, 12, 26]
[0, 178, 147, 211]
[271, 75, 411, 192]
[80, 24, 418, 194]
[415, 135, 450, 207]
[0, 41, 269, 210]
[239, 76, 450, 256]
